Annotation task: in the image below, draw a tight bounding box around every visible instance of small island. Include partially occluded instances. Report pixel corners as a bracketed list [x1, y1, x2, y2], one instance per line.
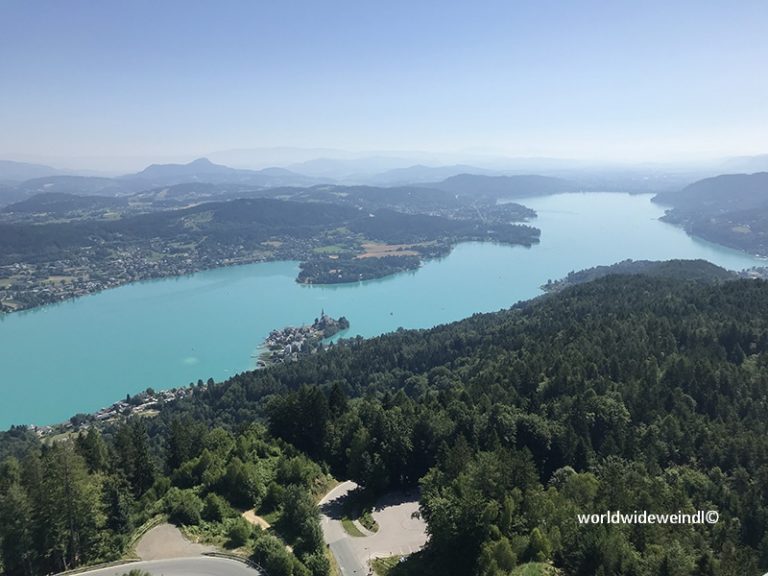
[257, 311, 350, 367]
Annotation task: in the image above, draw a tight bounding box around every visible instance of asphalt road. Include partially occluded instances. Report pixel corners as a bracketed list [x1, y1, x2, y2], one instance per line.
[72, 556, 261, 576]
[320, 481, 427, 576]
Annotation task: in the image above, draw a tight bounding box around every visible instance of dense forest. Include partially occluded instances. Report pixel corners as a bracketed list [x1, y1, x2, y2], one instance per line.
[542, 259, 736, 292]
[0, 420, 331, 576]
[4, 267, 768, 575]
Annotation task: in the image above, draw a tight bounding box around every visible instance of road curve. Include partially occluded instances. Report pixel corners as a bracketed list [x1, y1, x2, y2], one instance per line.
[71, 556, 261, 576]
[319, 481, 427, 576]
[320, 481, 367, 576]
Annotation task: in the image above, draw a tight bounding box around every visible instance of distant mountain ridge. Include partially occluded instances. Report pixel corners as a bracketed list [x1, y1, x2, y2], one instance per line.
[122, 157, 330, 187]
[427, 173, 577, 198]
[0, 158, 333, 207]
[0, 159, 69, 182]
[364, 164, 499, 186]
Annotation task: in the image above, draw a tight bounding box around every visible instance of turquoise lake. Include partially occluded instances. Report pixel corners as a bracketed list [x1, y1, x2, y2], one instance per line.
[1, 192, 765, 429]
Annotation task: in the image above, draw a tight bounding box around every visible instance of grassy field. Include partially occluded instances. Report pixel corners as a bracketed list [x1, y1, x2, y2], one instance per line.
[312, 245, 348, 254]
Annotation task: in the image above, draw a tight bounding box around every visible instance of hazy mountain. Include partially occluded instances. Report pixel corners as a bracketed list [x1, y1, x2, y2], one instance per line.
[122, 157, 329, 187]
[365, 164, 499, 186]
[208, 147, 467, 174]
[653, 172, 768, 256]
[0, 159, 67, 182]
[124, 157, 244, 183]
[0, 159, 330, 208]
[206, 147, 361, 169]
[427, 173, 577, 199]
[287, 156, 423, 179]
[653, 172, 768, 214]
[254, 166, 331, 186]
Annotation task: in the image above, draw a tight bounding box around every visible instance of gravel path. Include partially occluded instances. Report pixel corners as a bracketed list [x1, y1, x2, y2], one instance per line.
[242, 509, 272, 530]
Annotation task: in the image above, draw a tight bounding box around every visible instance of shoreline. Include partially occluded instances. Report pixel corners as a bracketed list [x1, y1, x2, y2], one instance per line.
[0, 237, 538, 316]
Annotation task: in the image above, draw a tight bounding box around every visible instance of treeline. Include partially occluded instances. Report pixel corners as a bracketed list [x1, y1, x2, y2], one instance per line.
[0, 420, 330, 576]
[145, 274, 768, 575]
[542, 259, 735, 292]
[348, 208, 539, 246]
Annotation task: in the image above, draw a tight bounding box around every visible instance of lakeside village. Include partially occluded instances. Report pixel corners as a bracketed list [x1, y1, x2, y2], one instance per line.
[25, 311, 349, 439]
[27, 383, 208, 439]
[0, 243, 277, 314]
[256, 311, 350, 367]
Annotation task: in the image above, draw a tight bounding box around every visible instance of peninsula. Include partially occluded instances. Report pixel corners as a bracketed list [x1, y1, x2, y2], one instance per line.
[257, 311, 350, 367]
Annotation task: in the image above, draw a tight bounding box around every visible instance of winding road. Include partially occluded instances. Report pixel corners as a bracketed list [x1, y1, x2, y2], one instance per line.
[319, 481, 427, 576]
[70, 483, 425, 576]
[69, 524, 261, 576]
[71, 556, 260, 576]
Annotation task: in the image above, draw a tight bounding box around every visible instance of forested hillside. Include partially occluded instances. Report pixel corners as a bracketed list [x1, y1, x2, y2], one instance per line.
[3, 271, 768, 575]
[0, 196, 539, 311]
[654, 172, 768, 255]
[153, 273, 768, 575]
[0, 421, 331, 576]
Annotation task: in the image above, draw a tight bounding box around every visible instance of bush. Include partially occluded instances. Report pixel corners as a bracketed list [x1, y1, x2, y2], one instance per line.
[262, 481, 285, 513]
[303, 551, 330, 576]
[165, 487, 203, 525]
[252, 534, 297, 576]
[202, 492, 235, 522]
[226, 516, 253, 548]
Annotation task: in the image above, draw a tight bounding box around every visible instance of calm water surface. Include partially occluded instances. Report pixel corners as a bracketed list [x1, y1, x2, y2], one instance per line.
[1, 193, 764, 428]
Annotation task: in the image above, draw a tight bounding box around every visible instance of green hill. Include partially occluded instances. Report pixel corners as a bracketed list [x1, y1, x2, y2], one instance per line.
[653, 172, 768, 255]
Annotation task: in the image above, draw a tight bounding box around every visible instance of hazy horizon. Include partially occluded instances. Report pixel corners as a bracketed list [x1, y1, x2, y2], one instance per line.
[5, 147, 768, 177]
[2, 0, 767, 170]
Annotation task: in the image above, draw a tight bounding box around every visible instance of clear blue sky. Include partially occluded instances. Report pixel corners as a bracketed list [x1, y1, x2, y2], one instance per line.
[1, 0, 766, 165]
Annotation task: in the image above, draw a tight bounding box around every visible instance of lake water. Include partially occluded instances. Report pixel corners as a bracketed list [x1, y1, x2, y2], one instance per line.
[1, 193, 765, 428]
